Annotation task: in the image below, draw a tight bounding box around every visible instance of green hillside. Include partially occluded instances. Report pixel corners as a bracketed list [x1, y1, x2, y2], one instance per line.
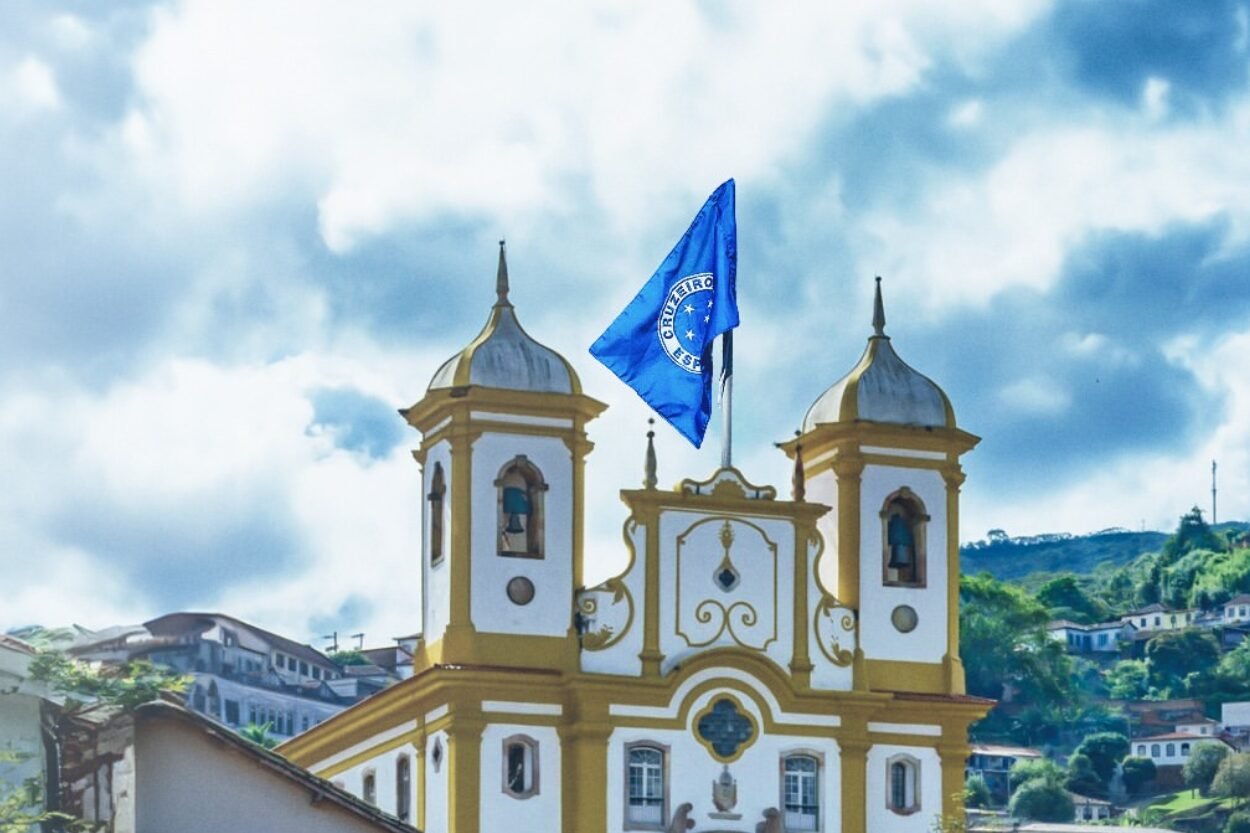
[960, 529, 1167, 581]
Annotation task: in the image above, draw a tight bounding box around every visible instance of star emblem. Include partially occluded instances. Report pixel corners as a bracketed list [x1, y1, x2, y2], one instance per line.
[704, 315, 710, 323]
[707, 299, 714, 308]
[685, 329, 695, 341]
[683, 303, 695, 314]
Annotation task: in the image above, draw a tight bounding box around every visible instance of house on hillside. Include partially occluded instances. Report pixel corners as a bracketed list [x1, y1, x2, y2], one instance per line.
[1121, 699, 1207, 737]
[1047, 620, 1134, 653]
[1120, 604, 1196, 634]
[68, 612, 396, 742]
[1130, 733, 1234, 788]
[1069, 792, 1112, 822]
[966, 744, 1043, 804]
[1224, 594, 1250, 624]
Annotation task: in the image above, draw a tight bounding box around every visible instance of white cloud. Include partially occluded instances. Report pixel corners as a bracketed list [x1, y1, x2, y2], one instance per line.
[860, 101, 1250, 312]
[107, 0, 1049, 252]
[6, 56, 61, 111]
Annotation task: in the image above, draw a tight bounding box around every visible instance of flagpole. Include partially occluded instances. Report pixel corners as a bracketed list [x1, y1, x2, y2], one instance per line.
[721, 330, 733, 469]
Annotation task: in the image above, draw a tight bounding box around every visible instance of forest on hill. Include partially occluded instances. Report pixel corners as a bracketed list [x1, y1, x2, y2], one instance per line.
[962, 508, 1250, 749]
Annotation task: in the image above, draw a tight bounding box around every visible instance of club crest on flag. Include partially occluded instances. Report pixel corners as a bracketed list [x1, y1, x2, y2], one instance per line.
[658, 273, 716, 374]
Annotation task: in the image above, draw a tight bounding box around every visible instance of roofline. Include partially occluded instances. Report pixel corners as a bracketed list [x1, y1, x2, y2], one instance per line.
[135, 699, 417, 833]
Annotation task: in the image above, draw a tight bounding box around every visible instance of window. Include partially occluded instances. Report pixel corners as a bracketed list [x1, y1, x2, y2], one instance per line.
[496, 456, 547, 558]
[1141, 618, 1147, 627]
[429, 462, 447, 565]
[502, 735, 539, 799]
[1137, 745, 1146, 756]
[206, 682, 220, 718]
[362, 770, 377, 805]
[312, 666, 321, 680]
[783, 754, 820, 831]
[299, 661, 309, 676]
[1155, 616, 1161, 627]
[224, 700, 240, 726]
[880, 489, 928, 587]
[396, 755, 412, 821]
[1151, 744, 1161, 757]
[1166, 743, 1175, 757]
[886, 755, 920, 815]
[626, 744, 666, 829]
[302, 715, 310, 732]
[1181, 743, 1191, 756]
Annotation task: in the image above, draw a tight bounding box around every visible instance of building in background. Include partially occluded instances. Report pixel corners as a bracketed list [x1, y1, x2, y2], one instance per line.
[68, 613, 401, 741]
[965, 743, 1043, 805]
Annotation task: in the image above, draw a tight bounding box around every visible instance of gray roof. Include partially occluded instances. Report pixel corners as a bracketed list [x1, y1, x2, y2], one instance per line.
[429, 242, 579, 395]
[803, 280, 953, 432]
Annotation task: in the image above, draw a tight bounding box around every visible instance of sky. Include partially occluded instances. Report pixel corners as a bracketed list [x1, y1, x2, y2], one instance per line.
[3, 0, 1250, 646]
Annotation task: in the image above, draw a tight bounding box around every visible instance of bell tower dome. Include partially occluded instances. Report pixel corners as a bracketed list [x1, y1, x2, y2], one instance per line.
[402, 242, 606, 671]
[787, 279, 978, 695]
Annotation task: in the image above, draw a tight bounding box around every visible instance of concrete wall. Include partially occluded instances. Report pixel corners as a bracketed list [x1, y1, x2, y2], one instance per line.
[135, 719, 391, 833]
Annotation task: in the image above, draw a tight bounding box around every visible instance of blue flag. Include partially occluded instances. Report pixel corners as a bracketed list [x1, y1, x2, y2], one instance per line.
[590, 179, 738, 447]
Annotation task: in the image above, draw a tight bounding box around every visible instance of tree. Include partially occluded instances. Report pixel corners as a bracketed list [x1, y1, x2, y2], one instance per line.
[1146, 630, 1221, 690]
[1227, 812, 1250, 833]
[1072, 732, 1129, 785]
[330, 649, 369, 667]
[1009, 779, 1075, 822]
[1214, 753, 1250, 804]
[1121, 756, 1157, 796]
[1009, 757, 1066, 791]
[27, 653, 189, 712]
[240, 722, 279, 750]
[1106, 660, 1151, 700]
[1037, 575, 1105, 624]
[1188, 742, 1232, 793]
[0, 750, 87, 833]
[1162, 506, 1223, 564]
[1186, 742, 1231, 795]
[1064, 752, 1104, 798]
[964, 774, 991, 810]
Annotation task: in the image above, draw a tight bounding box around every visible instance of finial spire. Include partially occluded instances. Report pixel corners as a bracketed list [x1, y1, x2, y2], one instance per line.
[792, 430, 805, 502]
[872, 276, 886, 337]
[644, 419, 658, 490]
[495, 239, 511, 306]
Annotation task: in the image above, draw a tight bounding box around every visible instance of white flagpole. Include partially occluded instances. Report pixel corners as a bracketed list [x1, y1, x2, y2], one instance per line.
[720, 330, 733, 469]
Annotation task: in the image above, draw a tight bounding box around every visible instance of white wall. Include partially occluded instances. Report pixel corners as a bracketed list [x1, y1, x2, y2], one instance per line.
[865, 743, 942, 833]
[478, 723, 561, 833]
[471, 432, 573, 637]
[658, 509, 796, 675]
[425, 730, 449, 833]
[579, 517, 645, 676]
[423, 439, 452, 645]
[605, 714, 841, 833]
[329, 741, 418, 823]
[808, 469, 840, 594]
[858, 465, 947, 665]
[0, 692, 44, 808]
[135, 719, 399, 833]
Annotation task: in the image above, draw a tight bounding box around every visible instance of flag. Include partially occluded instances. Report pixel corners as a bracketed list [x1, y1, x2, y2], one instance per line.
[590, 179, 738, 447]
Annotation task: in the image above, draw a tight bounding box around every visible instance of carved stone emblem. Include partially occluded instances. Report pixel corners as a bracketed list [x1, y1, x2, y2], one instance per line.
[710, 765, 741, 820]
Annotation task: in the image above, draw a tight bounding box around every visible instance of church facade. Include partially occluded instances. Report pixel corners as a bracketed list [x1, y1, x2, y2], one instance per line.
[278, 246, 993, 833]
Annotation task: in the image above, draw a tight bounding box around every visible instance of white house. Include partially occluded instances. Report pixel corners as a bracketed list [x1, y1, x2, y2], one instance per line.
[1131, 733, 1232, 768]
[1047, 620, 1134, 653]
[1120, 604, 1196, 634]
[1174, 717, 1221, 737]
[1225, 595, 1250, 624]
[1069, 793, 1112, 823]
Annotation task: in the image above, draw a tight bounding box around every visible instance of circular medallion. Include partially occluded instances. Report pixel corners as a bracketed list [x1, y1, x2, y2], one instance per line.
[506, 576, 535, 606]
[891, 604, 918, 633]
[656, 273, 715, 374]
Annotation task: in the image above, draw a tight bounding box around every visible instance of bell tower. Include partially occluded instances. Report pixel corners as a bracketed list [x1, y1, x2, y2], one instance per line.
[788, 279, 978, 694]
[401, 242, 606, 671]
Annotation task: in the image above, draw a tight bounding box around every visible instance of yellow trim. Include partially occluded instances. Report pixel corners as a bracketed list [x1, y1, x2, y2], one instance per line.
[790, 518, 814, 687]
[839, 731, 870, 833]
[833, 452, 864, 610]
[314, 729, 422, 780]
[447, 714, 484, 833]
[674, 516, 779, 651]
[865, 659, 946, 694]
[560, 721, 611, 833]
[416, 735, 426, 831]
[639, 510, 664, 676]
[944, 468, 967, 695]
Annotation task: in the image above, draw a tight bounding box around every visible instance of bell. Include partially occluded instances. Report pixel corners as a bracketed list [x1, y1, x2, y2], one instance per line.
[888, 544, 913, 569]
[504, 513, 525, 535]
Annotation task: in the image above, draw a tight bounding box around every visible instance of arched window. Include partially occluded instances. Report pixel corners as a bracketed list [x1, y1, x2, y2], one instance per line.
[880, 489, 928, 587]
[1181, 743, 1191, 757]
[1151, 744, 1161, 757]
[496, 456, 547, 558]
[782, 754, 820, 831]
[502, 735, 539, 799]
[362, 769, 376, 805]
[886, 754, 920, 815]
[206, 681, 220, 719]
[626, 743, 667, 829]
[1166, 743, 1175, 757]
[1137, 745, 1146, 756]
[396, 755, 411, 820]
[428, 463, 446, 565]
